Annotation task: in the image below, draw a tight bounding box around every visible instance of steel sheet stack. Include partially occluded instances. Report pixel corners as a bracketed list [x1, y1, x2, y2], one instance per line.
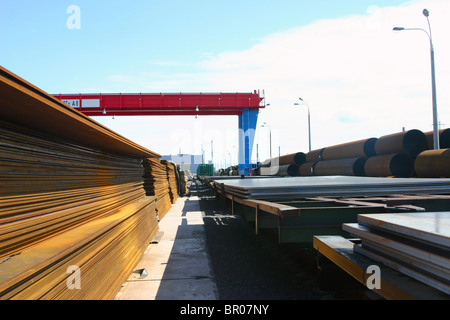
[343, 212, 450, 295]
[0, 66, 161, 300]
[143, 158, 173, 220]
[218, 176, 450, 201]
[162, 160, 179, 204]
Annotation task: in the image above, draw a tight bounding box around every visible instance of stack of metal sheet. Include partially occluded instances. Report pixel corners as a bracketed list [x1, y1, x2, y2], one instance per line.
[162, 160, 179, 204]
[342, 212, 449, 295]
[217, 176, 450, 201]
[0, 66, 161, 300]
[143, 158, 173, 220]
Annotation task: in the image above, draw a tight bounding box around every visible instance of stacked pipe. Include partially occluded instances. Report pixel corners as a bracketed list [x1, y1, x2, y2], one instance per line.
[259, 152, 306, 177]
[0, 66, 160, 300]
[298, 129, 450, 178]
[216, 165, 239, 176]
[363, 129, 428, 177]
[300, 139, 377, 177]
[415, 129, 450, 178]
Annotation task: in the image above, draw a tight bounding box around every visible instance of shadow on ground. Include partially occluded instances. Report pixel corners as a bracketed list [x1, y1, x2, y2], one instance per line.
[187, 180, 335, 300]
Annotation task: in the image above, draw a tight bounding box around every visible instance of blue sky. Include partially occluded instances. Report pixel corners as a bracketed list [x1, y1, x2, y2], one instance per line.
[1, 0, 408, 92]
[1, 1, 449, 168]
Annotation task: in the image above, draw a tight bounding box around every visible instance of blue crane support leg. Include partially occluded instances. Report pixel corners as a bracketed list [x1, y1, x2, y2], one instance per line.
[238, 109, 258, 176]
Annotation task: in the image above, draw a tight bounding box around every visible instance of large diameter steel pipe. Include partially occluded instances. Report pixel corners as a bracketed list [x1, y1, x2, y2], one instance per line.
[374, 130, 428, 157]
[364, 153, 415, 177]
[263, 152, 307, 167]
[276, 164, 300, 177]
[260, 164, 299, 176]
[280, 152, 307, 166]
[321, 138, 377, 161]
[415, 148, 450, 178]
[299, 162, 317, 176]
[306, 148, 325, 162]
[314, 157, 367, 176]
[424, 129, 450, 149]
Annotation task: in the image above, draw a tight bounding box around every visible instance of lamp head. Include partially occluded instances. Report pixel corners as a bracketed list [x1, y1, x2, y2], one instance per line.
[423, 9, 429, 17]
[393, 27, 405, 31]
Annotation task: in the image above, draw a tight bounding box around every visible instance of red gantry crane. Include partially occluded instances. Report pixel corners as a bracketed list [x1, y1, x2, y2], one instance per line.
[54, 91, 266, 175]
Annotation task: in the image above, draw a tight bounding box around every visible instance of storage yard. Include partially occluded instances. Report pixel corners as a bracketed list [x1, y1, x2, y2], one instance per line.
[0, 63, 449, 302]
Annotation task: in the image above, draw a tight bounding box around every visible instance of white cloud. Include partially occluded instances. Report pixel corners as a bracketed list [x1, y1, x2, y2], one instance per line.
[232, 1, 448, 156]
[96, 0, 450, 166]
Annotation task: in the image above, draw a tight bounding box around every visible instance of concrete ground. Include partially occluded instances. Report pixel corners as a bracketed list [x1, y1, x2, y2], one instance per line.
[115, 185, 218, 300]
[115, 180, 367, 300]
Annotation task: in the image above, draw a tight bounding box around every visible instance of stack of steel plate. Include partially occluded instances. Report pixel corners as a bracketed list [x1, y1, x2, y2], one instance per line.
[162, 160, 179, 204]
[342, 212, 449, 295]
[179, 171, 189, 196]
[143, 158, 173, 220]
[0, 66, 161, 300]
[217, 176, 450, 201]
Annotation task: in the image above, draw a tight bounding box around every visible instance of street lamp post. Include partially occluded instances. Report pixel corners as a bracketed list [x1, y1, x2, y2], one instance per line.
[294, 98, 312, 152]
[261, 122, 272, 159]
[393, 9, 439, 149]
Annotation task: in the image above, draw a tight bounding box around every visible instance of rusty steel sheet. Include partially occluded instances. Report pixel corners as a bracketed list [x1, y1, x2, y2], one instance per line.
[314, 157, 367, 177]
[0, 66, 160, 160]
[364, 153, 415, 178]
[321, 138, 377, 161]
[374, 129, 428, 157]
[415, 149, 450, 178]
[143, 158, 173, 220]
[161, 160, 179, 203]
[0, 197, 158, 300]
[0, 66, 163, 300]
[424, 129, 450, 149]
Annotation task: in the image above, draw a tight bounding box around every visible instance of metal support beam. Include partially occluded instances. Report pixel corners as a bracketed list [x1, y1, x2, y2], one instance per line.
[238, 109, 259, 176]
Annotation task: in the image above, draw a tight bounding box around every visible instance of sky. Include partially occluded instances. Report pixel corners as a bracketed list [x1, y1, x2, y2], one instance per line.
[1, 0, 449, 169]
